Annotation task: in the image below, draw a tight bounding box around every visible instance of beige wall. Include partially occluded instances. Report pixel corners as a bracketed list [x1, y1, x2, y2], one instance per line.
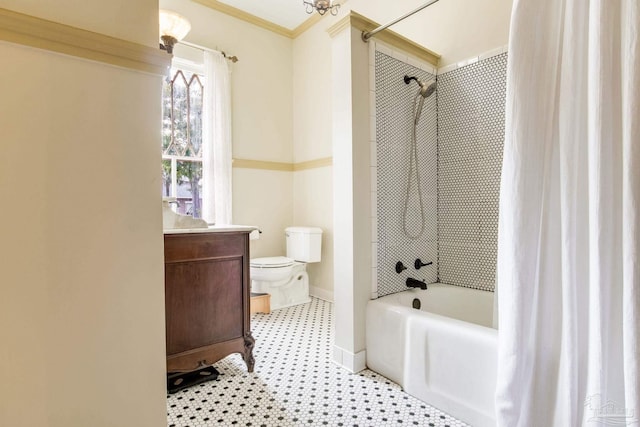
[160, 0, 294, 258]
[292, 19, 338, 298]
[0, 2, 166, 426]
[0, 0, 158, 46]
[292, 167, 334, 298]
[233, 168, 293, 257]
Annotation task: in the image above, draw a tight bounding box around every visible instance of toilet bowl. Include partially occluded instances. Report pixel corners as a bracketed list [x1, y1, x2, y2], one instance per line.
[250, 227, 322, 311]
[250, 257, 310, 310]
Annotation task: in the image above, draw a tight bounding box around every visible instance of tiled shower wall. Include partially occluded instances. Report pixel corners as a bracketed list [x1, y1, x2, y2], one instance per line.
[373, 48, 438, 297]
[372, 47, 507, 297]
[437, 52, 507, 292]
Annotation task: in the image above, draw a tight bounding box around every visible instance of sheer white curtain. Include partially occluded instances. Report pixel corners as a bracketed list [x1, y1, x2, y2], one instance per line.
[496, 0, 639, 426]
[202, 51, 232, 225]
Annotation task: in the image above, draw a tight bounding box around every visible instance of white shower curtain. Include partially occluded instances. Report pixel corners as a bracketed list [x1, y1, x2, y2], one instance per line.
[496, 0, 639, 426]
[202, 51, 233, 225]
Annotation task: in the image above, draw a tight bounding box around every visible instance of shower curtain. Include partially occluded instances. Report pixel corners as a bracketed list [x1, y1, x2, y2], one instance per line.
[202, 51, 233, 225]
[496, 0, 639, 426]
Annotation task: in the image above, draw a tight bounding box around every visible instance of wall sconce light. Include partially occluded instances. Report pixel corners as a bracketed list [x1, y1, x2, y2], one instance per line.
[303, 0, 340, 16]
[159, 9, 191, 54]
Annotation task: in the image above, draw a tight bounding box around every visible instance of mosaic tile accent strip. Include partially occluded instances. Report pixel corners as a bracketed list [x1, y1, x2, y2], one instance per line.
[436, 52, 507, 291]
[167, 298, 467, 426]
[374, 51, 438, 297]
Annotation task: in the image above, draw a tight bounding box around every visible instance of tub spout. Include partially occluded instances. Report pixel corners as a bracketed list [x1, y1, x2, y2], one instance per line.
[406, 277, 427, 290]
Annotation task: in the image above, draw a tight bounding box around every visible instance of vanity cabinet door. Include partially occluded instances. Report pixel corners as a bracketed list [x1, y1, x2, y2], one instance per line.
[164, 232, 253, 373]
[165, 257, 243, 354]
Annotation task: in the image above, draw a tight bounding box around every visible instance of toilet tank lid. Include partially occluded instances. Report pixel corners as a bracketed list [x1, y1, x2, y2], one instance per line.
[285, 226, 323, 234]
[250, 256, 294, 268]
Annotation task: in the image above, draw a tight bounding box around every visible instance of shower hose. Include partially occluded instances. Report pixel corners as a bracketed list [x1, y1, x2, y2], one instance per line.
[402, 91, 426, 239]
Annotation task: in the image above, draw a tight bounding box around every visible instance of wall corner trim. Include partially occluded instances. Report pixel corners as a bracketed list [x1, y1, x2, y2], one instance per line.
[332, 346, 367, 373]
[326, 11, 440, 67]
[232, 157, 333, 172]
[0, 7, 170, 75]
[293, 157, 333, 171]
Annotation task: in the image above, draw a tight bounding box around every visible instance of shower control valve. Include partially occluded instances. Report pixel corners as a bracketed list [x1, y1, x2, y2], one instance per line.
[414, 258, 433, 270]
[395, 261, 407, 274]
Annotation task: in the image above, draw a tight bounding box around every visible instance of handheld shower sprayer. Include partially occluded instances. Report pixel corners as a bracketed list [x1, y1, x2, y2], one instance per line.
[401, 74, 437, 239]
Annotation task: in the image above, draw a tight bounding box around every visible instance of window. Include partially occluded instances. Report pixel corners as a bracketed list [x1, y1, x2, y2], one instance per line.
[162, 68, 204, 218]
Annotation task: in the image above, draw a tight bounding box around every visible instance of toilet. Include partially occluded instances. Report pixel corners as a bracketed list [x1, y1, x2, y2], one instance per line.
[250, 227, 322, 311]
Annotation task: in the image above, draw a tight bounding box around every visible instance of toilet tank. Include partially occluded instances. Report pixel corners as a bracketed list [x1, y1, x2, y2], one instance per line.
[286, 226, 322, 262]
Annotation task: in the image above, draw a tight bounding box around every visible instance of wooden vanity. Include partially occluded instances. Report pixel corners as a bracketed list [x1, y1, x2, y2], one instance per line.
[164, 227, 255, 374]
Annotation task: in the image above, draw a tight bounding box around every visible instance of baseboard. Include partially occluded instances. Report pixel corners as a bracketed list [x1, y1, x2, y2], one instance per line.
[332, 346, 366, 373]
[310, 286, 333, 303]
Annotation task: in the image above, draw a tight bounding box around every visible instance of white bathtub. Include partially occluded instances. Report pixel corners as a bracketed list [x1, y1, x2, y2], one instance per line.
[366, 283, 498, 427]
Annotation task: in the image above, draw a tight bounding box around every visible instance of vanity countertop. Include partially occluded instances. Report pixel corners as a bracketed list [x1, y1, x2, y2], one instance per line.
[163, 225, 259, 235]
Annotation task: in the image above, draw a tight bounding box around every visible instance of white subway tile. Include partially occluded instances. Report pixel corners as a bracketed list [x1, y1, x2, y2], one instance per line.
[391, 50, 408, 63]
[371, 243, 378, 268]
[369, 92, 376, 117]
[371, 269, 378, 295]
[419, 63, 436, 75]
[437, 63, 458, 75]
[370, 167, 377, 192]
[479, 46, 504, 61]
[370, 141, 377, 166]
[369, 117, 377, 142]
[407, 56, 423, 70]
[369, 65, 376, 91]
[371, 217, 378, 241]
[376, 44, 392, 56]
[368, 41, 376, 66]
[370, 191, 377, 217]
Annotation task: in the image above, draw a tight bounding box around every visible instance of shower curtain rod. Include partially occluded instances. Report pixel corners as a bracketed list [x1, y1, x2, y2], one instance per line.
[180, 40, 239, 63]
[361, 0, 441, 42]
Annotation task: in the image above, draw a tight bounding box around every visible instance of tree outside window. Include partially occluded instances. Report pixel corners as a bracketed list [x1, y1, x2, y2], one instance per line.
[162, 69, 204, 218]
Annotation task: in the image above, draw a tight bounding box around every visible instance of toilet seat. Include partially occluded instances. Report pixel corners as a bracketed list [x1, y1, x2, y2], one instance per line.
[250, 256, 295, 268]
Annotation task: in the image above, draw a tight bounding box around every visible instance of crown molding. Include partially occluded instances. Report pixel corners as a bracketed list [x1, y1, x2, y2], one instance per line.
[327, 11, 440, 66]
[291, 12, 323, 38]
[193, 0, 349, 40]
[193, 0, 294, 38]
[291, 0, 349, 38]
[0, 7, 170, 75]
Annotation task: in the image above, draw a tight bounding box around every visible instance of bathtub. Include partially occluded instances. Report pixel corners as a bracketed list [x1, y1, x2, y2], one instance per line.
[366, 283, 498, 427]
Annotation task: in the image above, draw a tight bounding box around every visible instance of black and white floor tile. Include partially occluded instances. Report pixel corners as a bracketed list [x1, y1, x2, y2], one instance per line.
[167, 298, 467, 427]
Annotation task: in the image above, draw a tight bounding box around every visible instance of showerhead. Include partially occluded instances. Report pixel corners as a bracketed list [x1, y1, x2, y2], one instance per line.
[404, 75, 437, 98]
[418, 79, 437, 98]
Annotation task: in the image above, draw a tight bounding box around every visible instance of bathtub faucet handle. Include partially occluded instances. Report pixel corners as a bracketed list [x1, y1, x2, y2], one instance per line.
[395, 261, 407, 274]
[414, 258, 433, 270]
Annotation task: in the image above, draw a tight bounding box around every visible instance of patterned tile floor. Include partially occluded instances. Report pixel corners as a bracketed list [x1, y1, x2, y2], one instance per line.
[167, 298, 467, 427]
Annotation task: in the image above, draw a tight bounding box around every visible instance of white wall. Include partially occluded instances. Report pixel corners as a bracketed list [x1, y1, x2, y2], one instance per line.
[0, 2, 166, 425]
[160, 0, 294, 258]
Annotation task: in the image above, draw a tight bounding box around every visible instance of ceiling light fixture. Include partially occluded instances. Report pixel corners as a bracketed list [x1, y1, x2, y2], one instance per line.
[159, 9, 191, 54]
[303, 0, 340, 16]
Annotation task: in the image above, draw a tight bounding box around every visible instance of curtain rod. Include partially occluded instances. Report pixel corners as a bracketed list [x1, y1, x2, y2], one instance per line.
[361, 0, 441, 42]
[180, 40, 239, 63]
